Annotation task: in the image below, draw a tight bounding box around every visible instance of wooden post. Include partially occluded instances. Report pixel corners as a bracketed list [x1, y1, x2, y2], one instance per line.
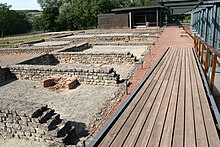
[194, 35, 196, 49]
[200, 43, 205, 65]
[210, 54, 217, 90]
[197, 39, 200, 57]
[204, 48, 210, 74]
[125, 79, 128, 95]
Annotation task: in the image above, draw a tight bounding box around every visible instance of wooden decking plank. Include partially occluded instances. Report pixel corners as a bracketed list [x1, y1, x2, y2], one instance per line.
[145, 48, 181, 147]
[184, 47, 196, 147]
[109, 48, 177, 147]
[189, 48, 220, 147]
[99, 49, 174, 147]
[187, 47, 209, 147]
[159, 47, 183, 147]
[172, 47, 186, 147]
[122, 48, 178, 147]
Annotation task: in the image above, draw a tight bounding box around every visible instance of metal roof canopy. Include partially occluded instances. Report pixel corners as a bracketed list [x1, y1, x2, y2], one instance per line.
[157, 0, 220, 14]
[112, 6, 168, 13]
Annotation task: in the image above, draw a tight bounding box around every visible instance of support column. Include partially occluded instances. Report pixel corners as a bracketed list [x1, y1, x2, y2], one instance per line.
[216, 5, 220, 50]
[213, 4, 220, 50]
[211, 5, 217, 47]
[204, 8, 208, 42]
[129, 12, 132, 29]
[156, 8, 159, 27]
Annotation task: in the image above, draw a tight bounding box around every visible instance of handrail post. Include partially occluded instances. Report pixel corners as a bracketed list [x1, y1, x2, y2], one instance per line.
[198, 39, 201, 57]
[194, 35, 197, 49]
[210, 54, 217, 90]
[200, 43, 205, 64]
[204, 48, 210, 74]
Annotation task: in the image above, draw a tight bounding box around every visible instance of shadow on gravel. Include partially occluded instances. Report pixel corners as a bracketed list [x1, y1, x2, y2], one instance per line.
[0, 78, 17, 87]
[64, 121, 89, 145]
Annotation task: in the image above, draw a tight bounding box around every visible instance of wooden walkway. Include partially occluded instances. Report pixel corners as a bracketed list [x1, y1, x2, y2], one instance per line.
[91, 47, 219, 147]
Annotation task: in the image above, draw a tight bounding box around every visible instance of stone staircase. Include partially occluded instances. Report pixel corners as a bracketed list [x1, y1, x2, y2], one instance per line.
[0, 99, 78, 146]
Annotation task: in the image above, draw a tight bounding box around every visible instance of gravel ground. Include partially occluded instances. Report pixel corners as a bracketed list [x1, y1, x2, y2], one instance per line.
[0, 80, 119, 126]
[0, 53, 37, 66]
[84, 46, 149, 59]
[103, 64, 135, 80]
[33, 41, 70, 47]
[0, 138, 48, 147]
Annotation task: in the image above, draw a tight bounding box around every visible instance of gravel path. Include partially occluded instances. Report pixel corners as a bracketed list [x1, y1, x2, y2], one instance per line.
[0, 80, 118, 126]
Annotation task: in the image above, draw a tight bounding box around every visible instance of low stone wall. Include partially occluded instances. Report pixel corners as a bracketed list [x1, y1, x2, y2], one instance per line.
[46, 35, 158, 45]
[54, 52, 137, 64]
[80, 29, 162, 35]
[19, 39, 45, 47]
[0, 47, 60, 55]
[92, 42, 154, 46]
[0, 98, 77, 146]
[8, 65, 119, 86]
[55, 42, 90, 53]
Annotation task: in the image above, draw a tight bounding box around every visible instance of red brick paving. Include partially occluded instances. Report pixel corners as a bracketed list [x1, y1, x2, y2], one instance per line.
[91, 26, 194, 137]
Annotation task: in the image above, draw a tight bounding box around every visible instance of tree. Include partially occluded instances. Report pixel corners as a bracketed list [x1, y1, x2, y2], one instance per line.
[0, 3, 11, 37]
[36, 0, 158, 31]
[0, 3, 32, 37]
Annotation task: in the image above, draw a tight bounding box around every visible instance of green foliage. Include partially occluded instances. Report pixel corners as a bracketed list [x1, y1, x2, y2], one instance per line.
[0, 3, 32, 37]
[35, 0, 158, 31]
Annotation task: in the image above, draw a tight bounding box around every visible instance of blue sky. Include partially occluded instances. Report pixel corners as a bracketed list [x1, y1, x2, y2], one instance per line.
[0, 0, 41, 10]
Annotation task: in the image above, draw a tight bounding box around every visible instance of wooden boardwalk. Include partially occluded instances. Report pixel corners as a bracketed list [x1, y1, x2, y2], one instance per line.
[90, 47, 219, 147]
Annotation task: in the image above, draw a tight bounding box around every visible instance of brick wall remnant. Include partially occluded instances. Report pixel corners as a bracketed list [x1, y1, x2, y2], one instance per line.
[41, 77, 79, 91]
[0, 98, 81, 146]
[54, 52, 137, 65]
[8, 65, 119, 86]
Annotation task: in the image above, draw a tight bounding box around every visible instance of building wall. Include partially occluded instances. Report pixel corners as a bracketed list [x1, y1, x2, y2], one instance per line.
[98, 13, 129, 29]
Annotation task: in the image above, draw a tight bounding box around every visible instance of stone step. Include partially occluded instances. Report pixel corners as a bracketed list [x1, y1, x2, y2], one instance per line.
[47, 114, 62, 131]
[31, 105, 48, 118]
[38, 108, 55, 123]
[50, 120, 67, 137]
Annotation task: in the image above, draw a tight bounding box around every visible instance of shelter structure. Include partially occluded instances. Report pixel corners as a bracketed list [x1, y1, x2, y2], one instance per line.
[98, 6, 168, 29]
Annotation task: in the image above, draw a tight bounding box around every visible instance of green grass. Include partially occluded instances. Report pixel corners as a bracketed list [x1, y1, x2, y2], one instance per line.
[0, 29, 96, 48]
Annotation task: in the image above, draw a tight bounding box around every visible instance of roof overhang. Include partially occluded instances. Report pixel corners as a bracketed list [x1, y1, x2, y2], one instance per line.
[157, 0, 220, 14]
[112, 6, 167, 13]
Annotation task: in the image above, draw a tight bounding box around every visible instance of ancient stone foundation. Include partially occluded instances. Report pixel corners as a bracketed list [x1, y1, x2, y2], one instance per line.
[8, 65, 119, 86]
[54, 52, 137, 64]
[0, 98, 80, 146]
[56, 42, 90, 52]
[46, 35, 157, 45]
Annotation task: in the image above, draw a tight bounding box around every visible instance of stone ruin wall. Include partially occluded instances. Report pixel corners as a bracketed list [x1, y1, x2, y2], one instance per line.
[46, 35, 158, 45]
[0, 47, 60, 55]
[8, 65, 119, 86]
[55, 42, 90, 53]
[0, 98, 78, 146]
[0, 41, 89, 56]
[54, 52, 136, 65]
